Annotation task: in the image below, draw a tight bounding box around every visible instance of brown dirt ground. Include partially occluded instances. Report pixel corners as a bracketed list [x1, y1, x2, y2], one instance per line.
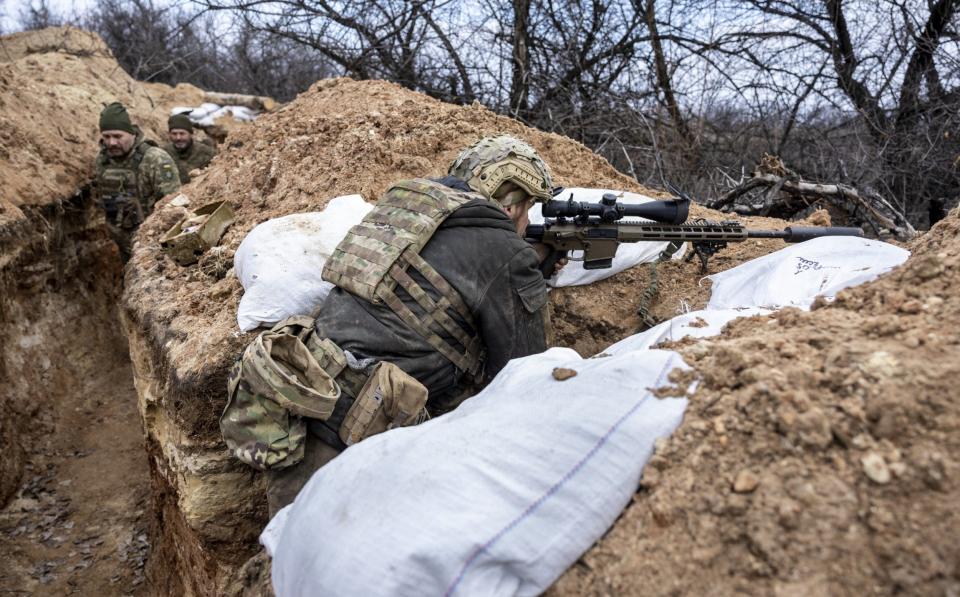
[0, 352, 151, 596]
[550, 209, 960, 595]
[0, 197, 151, 595]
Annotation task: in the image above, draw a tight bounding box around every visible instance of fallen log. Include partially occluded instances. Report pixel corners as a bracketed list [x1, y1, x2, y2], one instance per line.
[202, 91, 277, 112]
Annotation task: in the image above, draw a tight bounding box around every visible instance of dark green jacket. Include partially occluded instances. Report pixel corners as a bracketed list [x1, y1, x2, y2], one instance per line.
[162, 140, 216, 183]
[95, 129, 181, 216]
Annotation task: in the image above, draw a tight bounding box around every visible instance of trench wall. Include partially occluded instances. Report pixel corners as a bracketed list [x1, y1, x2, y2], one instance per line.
[0, 193, 124, 504]
[122, 303, 265, 595]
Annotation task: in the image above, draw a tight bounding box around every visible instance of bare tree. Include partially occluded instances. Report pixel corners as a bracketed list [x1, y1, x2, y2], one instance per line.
[84, 0, 203, 83]
[510, 0, 532, 116]
[200, 0, 477, 103]
[685, 0, 960, 223]
[642, 0, 693, 149]
[18, 0, 63, 30]
[9, 0, 960, 228]
[225, 21, 334, 101]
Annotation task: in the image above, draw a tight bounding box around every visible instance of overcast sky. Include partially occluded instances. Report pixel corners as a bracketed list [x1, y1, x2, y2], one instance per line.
[2, 0, 95, 32]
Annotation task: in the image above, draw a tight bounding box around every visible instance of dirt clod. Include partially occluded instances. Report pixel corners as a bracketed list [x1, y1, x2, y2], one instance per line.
[862, 452, 892, 484]
[732, 470, 760, 493]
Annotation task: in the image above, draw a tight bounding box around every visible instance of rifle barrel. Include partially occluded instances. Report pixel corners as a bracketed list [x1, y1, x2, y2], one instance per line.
[747, 226, 864, 242]
[528, 222, 865, 245]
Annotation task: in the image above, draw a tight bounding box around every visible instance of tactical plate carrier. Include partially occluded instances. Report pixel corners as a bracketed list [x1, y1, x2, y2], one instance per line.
[322, 179, 485, 377]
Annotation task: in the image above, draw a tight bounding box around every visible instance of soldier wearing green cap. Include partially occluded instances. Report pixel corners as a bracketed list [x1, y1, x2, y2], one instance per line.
[221, 135, 562, 516]
[162, 112, 216, 184]
[94, 101, 181, 260]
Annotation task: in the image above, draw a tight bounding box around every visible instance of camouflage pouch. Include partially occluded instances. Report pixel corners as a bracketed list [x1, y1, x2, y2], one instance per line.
[220, 318, 341, 470]
[338, 361, 429, 446]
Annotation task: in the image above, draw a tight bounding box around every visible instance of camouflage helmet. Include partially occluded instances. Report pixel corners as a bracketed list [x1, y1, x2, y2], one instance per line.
[448, 135, 553, 205]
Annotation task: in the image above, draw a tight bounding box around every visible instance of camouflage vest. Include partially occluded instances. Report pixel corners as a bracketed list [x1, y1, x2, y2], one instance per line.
[96, 143, 148, 198]
[163, 140, 216, 183]
[322, 179, 485, 377]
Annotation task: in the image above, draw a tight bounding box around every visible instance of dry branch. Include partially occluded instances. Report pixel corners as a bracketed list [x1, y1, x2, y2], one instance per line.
[708, 173, 917, 240]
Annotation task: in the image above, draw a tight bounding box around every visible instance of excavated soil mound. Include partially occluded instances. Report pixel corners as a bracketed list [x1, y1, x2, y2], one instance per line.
[552, 210, 960, 595]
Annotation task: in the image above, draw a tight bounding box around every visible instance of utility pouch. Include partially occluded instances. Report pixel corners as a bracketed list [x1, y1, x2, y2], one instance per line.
[338, 361, 429, 446]
[220, 317, 341, 471]
[119, 197, 145, 229]
[102, 193, 144, 230]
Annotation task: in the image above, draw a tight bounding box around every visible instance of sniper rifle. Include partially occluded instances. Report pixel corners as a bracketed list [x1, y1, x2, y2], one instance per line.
[525, 186, 864, 277]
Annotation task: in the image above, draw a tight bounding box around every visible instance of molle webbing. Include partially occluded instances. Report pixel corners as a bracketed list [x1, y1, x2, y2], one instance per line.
[97, 143, 148, 196]
[378, 253, 483, 376]
[322, 179, 484, 376]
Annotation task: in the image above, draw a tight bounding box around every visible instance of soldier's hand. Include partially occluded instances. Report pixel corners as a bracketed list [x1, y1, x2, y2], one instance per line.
[532, 243, 569, 275]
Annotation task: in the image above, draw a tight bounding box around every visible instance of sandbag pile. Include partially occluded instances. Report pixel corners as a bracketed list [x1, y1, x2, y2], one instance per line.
[263, 348, 689, 596]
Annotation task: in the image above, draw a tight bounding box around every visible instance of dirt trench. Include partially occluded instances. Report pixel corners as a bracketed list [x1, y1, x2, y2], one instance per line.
[0, 192, 151, 595]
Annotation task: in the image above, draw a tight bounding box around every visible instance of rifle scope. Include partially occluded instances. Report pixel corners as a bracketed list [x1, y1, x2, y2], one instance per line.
[542, 192, 689, 225]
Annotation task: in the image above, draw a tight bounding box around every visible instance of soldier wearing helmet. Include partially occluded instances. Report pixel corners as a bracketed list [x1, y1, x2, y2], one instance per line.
[255, 135, 556, 516]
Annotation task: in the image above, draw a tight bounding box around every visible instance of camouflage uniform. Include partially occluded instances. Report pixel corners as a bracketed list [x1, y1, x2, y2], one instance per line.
[94, 128, 180, 259]
[162, 139, 216, 184]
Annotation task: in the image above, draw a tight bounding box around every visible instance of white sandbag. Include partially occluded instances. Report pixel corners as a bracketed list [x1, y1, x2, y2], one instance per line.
[600, 237, 908, 355]
[224, 105, 258, 122]
[706, 236, 909, 311]
[262, 347, 689, 597]
[235, 195, 373, 331]
[171, 102, 220, 121]
[171, 103, 259, 125]
[603, 307, 772, 355]
[530, 187, 687, 287]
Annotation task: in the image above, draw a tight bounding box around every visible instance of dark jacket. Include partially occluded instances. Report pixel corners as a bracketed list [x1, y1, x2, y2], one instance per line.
[314, 178, 549, 434]
[162, 139, 216, 183]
